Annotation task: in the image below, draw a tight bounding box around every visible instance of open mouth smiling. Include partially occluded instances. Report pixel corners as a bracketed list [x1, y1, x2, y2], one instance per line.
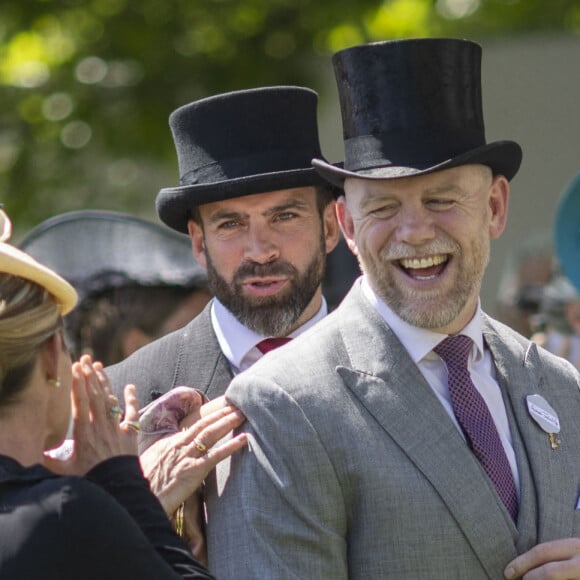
[398, 254, 449, 280]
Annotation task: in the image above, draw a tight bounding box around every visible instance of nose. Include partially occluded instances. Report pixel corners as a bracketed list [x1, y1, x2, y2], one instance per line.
[243, 224, 279, 264]
[393, 204, 436, 246]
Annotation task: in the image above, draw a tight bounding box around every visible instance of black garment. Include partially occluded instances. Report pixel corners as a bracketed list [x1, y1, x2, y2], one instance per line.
[0, 454, 214, 580]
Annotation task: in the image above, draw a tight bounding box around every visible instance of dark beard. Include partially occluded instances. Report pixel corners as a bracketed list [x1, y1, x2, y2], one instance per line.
[205, 236, 326, 336]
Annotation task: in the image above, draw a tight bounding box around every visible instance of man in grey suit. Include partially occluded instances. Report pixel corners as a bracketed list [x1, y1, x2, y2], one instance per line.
[106, 86, 340, 514]
[206, 39, 580, 578]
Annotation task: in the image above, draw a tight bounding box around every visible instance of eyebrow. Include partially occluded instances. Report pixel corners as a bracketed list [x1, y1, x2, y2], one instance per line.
[423, 184, 462, 195]
[357, 192, 392, 212]
[207, 200, 311, 224]
[264, 200, 311, 216]
[357, 183, 463, 210]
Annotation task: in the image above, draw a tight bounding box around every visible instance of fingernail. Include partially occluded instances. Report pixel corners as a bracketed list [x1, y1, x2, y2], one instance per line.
[504, 565, 515, 579]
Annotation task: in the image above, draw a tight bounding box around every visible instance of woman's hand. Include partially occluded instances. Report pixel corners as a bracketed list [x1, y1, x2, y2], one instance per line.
[44, 354, 140, 476]
[140, 399, 247, 516]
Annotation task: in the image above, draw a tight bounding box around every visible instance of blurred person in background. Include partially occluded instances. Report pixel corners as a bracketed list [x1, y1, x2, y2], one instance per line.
[494, 232, 555, 338]
[532, 275, 580, 371]
[19, 210, 212, 365]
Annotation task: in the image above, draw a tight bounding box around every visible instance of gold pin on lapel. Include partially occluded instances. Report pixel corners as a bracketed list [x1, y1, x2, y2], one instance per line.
[526, 394, 561, 451]
[548, 433, 560, 450]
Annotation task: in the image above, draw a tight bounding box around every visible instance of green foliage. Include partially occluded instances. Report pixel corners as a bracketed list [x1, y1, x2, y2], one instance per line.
[1, 0, 579, 233]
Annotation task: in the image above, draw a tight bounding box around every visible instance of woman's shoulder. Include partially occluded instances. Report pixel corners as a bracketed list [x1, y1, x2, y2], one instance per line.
[11, 469, 112, 516]
[0, 464, 147, 578]
[0, 456, 90, 509]
[0, 456, 132, 518]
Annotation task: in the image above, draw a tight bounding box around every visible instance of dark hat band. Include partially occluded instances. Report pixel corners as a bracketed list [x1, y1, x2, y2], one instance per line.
[344, 126, 485, 172]
[180, 147, 320, 186]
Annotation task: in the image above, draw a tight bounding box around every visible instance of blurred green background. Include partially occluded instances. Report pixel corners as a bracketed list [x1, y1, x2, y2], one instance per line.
[1, 0, 580, 236]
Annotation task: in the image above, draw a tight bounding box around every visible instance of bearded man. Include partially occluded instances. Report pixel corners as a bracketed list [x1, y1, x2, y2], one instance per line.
[107, 86, 339, 405]
[104, 87, 339, 559]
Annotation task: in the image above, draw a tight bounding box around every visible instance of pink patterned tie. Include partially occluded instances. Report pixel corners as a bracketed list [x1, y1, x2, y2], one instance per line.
[256, 337, 292, 354]
[434, 335, 519, 521]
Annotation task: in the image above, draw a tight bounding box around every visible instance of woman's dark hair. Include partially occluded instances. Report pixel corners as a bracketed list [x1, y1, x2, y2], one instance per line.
[65, 284, 196, 365]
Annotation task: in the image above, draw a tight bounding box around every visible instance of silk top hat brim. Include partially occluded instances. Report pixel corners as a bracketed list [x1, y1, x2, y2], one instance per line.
[155, 86, 328, 234]
[0, 210, 77, 314]
[19, 210, 208, 303]
[312, 38, 522, 187]
[312, 140, 522, 187]
[555, 172, 580, 292]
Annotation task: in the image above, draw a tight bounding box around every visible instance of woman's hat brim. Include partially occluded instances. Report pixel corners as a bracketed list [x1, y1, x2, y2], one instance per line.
[156, 167, 327, 233]
[0, 245, 77, 315]
[312, 140, 522, 188]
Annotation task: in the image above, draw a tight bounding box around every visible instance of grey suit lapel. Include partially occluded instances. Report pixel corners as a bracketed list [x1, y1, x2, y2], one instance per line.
[336, 288, 518, 577]
[174, 304, 234, 399]
[484, 320, 577, 542]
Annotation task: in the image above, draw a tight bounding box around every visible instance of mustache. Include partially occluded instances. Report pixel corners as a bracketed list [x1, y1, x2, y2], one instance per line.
[233, 260, 297, 282]
[381, 240, 460, 261]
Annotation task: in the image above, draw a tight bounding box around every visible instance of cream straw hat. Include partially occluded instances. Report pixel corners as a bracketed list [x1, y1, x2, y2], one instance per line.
[0, 209, 77, 314]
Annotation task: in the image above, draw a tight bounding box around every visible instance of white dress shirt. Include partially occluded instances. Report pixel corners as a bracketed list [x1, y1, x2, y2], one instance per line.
[210, 297, 328, 374]
[361, 276, 520, 493]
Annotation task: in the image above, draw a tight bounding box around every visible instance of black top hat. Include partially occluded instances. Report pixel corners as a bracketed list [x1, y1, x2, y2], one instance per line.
[156, 86, 328, 233]
[19, 210, 208, 302]
[313, 38, 522, 186]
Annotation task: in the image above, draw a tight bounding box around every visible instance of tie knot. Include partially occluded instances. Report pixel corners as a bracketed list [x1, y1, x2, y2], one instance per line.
[256, 337, 292, 354]
[434, 335, 473, 368]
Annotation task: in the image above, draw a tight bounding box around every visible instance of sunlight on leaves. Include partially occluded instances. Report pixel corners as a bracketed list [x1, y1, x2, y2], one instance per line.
[60, 120, 92, 149]
[327, 24, 366, 53]
[0, 16, 76, 87]
[366, 0, 432, 39]
[436, 0, 481, 20]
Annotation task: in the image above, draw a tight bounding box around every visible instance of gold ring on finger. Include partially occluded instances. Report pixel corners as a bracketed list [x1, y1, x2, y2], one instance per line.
[108, 406, 123, 420]
[193, 438, 208, 455]
[122, 420, 141, 432]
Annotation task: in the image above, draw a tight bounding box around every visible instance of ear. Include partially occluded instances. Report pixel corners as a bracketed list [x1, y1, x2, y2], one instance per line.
[187, 218, 207, 269]
[40, 332, 61, 382]
[336, 196, 359, 257]
[322, 200, 340, 255]
[488, 175, 510, 240]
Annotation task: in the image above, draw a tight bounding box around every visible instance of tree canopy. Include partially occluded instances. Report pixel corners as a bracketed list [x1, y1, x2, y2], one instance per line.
[2, 0, 579, 230]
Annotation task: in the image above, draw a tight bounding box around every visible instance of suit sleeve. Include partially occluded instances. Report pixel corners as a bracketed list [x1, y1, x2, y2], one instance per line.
[205, 375, 349, 580]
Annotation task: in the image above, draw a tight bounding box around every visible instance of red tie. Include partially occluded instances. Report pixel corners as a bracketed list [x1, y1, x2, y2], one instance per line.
[256, 337, 292, 354]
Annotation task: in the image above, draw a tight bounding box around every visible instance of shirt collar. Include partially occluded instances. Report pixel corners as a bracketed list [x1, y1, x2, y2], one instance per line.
[211, 297, 328, 370]
[361, 275, 485, 364]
